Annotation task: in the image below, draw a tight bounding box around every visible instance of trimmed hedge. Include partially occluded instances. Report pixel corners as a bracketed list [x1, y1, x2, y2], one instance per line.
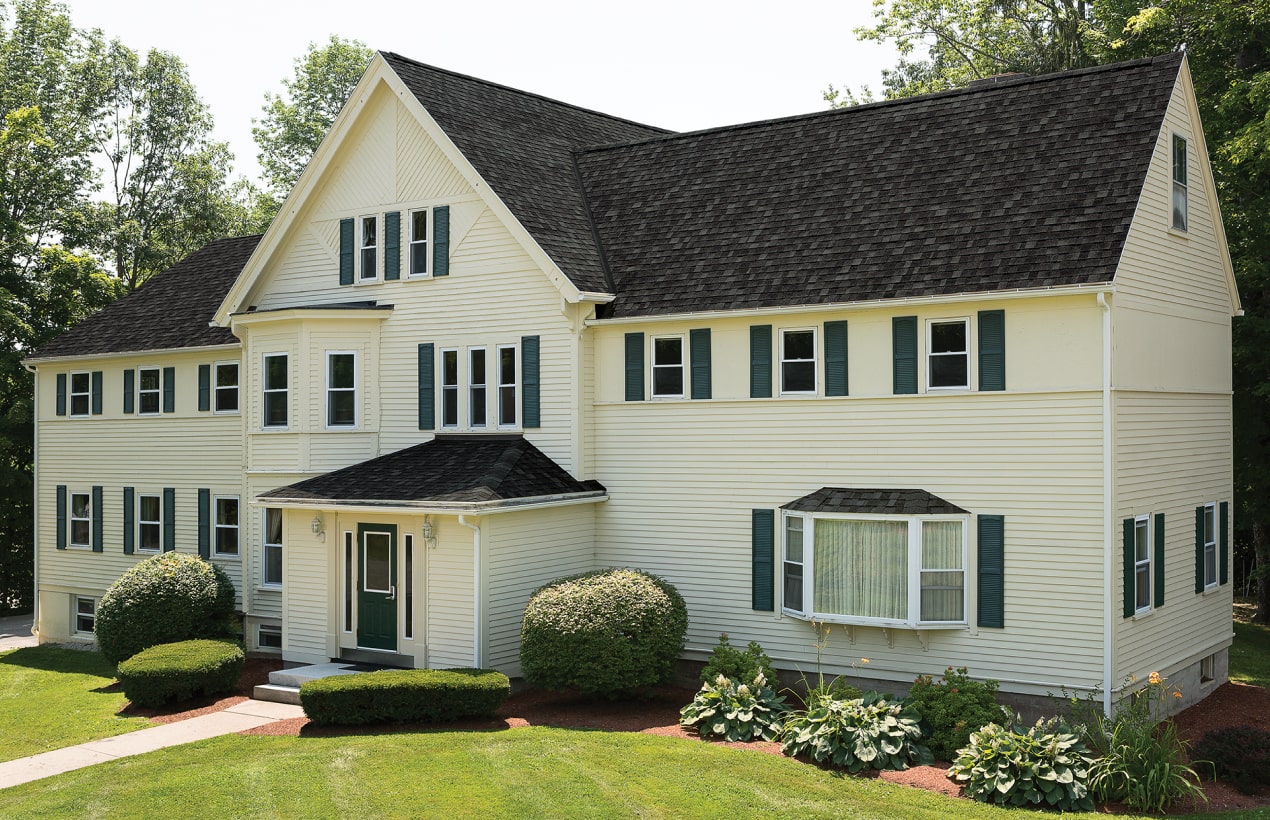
[96, 552, 237, 665]
[300, 668, 511, 726]
[519, 568, 688, 697]
[116, 639, 244, 707]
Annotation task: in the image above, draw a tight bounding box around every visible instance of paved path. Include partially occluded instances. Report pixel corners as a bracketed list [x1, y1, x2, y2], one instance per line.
[0, 613, 37, 651]
[0, 699, 305, 789]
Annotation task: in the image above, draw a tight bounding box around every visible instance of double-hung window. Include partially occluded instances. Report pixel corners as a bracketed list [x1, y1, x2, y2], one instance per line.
[437, 343, 521, 431]
[263, 508, 283, 587]
[497, 345, 518, 426]
[1134, 514, 1152, 613]
[928, 319, 969, 389]
[441, 349, 459, 428]
[75, 598, 96, 634]
[1172, 135, 1188, 231]
[69, 492, 91, 548]
[138, 493, 162, 552]
[1202, 502, 1217, 589]
[358, 215, 378, 281]
[137, 367, 161, 414]
[469, 348, 488, 428]
[214, 496, 239, 557]
[780, 329, 816, 394]
[214, 362, 239, 413]
[262, 354, 288, 429]
[409, 209, 429, 276]
[326, 352, 357, 428]
[69, 372, 91, 416]
[781, 512, 967, 626]
[651, 336, 685, 398]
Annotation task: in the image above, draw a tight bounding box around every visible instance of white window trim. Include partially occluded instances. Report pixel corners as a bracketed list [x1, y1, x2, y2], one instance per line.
[212, 495, 241, 559]
[73, 597, 96, 636]
[136, 492, 163, 553]
[926, 317, 971, 392]
[437, 343, 524, 432]
[68, 489, 92, 549]
[357, 214, 379, 282]
[496, 343, 520, 428]
[440, 348, 460, 429]
[779, 327, 818, 396]
[781, 511, 969, 628]
[261, 353, 288, 430]
[262, 507, 283, 589]
[468, 346, 489, 429]
[212, 361, 240, 415]
[325, 351, 359, 430]
[408, 208, 431, 279]
[1202, 501, 1218, 591]
[68, 371, 92, 417]
[137, 366, 162, 415]
[650, 335, 686, 399]
[1172, 133, 1188, 233]
[1134, 513, 1152, 616]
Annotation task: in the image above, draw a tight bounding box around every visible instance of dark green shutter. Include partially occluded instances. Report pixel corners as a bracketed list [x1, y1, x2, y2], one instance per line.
[123, 369, 135, 413]
[1195, 506, 1206, 593]
[417, 343, 435, 430]
[197, 488, 210, 558]
[162, 367, 175, 413]
[522, 336, 540, 427]
[123, 487, 135, 554]
[749, 325, 772, 398]
[824, 320, 848, 397]
[1220, 501, 1229, 585]
[198, 365, 211, 411]
[432, 205, 450, 276]
[384, 211, 401, 280]
[752, 509, 775, 611]
[1154, 512, 1165, 608]
[977, 515, 1005, 628]
[91, 371, 103, 415]
[893, 316, 918, 394]
[163, 488, 176, 552]
[55, 373, 66, 416]
[56, 485, 67, 549]
[624, 332, 645, 402]
[978, 309, 1006, 391]
[1123, 518, 1135, 618]
[339, 218, 354, 285]
[91, 486, 103, 552]
[690, 328, 711, 400]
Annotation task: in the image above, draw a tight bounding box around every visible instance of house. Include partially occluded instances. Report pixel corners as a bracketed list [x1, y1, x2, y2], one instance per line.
[25, 50, 1238, 712]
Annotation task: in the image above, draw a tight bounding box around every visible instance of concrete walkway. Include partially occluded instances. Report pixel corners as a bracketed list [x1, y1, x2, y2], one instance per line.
[0, 613, 37, 651]
[0, 698, 305, 789]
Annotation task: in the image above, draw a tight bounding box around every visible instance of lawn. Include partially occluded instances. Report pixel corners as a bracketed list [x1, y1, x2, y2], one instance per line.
[1230, 600, 1270, 689]
[0, 645, 149, 762]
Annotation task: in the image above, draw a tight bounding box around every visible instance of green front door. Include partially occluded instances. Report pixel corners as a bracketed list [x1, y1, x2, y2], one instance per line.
[357, 523, 397, 651]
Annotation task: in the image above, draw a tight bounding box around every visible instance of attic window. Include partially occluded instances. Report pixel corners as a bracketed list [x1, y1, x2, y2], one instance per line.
[1172, 135, 1188, 231]
[359, 216, 378, 280]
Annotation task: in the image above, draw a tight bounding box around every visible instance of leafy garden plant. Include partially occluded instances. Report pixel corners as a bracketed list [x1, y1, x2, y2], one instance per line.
[680, 672, 788, 741]
[780, 691, 932, 772]
[1192, 725, 1270, 794]
[947, 719, 1095, 812]
[906, 666, 1011, 761]
[700, 634, 778, 686]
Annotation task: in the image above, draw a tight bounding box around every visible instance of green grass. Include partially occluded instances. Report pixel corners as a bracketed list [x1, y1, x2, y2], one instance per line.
[1230, 601, 1270, 689]
[0, 645, 149, 762]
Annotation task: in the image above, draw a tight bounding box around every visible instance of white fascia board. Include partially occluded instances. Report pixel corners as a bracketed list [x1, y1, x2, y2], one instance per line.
[253, 492, 608, 515]
[23, 342, 241, 367]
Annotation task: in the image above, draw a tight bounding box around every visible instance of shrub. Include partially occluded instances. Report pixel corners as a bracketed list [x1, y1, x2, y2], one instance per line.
[948, 720, 1095, 812]
[700, 634, 778, 685]
[1193, 725, 1270, 794]
[300, 668, 510, 726]
[115, 639, 244, 708]
[906, 666, 1010, 760]
[780, 691, 932, 772]
[96, 552, 237, 665]
[680, 672, 787, 741]
[519, 568, 688, 697]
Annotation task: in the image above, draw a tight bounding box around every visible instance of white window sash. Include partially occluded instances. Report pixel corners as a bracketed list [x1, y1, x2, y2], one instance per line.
[779, 328, 817, 395]
[137, 367, 162, 415]
[262, 353, 288, 429]
[496, 344, 519, 427]
[213, 361, 239, 414]
[926, 318, 970, 391]
[1134, 514, 1152, 613]
[440, 348, 460, 429]
[213, 495, 240, 557]
[69, 371, 92, 416]
[69, 491, 91, 547]
[325, 351, 358, 429]
[408, 208, 430, 277]
[650, 335, 686, 399]
[358, 215, 378, 281]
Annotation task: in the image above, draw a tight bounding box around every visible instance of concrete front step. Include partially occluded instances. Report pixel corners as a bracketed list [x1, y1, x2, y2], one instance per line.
[252, 683, 302, 705]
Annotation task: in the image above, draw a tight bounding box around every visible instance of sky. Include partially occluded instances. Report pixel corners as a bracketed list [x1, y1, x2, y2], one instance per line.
[57, 0, 903, 185]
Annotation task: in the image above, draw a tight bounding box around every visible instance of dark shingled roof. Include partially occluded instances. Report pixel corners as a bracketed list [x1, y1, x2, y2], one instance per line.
[383, 53, 669, 294]
[31, 235, 261, 359]
[260, 435, 605, 506]
[782, 488, 968, 516]
[575, 54, 1182, 317]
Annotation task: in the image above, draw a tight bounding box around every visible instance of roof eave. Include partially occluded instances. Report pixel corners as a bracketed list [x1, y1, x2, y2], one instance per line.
[22, 341, 242, 367]
[254, 490, 608, 516]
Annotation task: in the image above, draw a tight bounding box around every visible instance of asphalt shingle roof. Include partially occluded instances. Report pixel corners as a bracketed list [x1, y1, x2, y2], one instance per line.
[781, 488, 968, 516]
[260, 434, 605, 506]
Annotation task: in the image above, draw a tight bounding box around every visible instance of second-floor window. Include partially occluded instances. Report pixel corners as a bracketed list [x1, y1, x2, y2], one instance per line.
[263, 508, 283, 587]
[214, 362, 239, 413]
[359, 216, 378, 281]
[437, 342, 521, 431]
[69, 491, 91, 547]
[1134, 514, 1152, 614]
[928, 319, 969, 390]
[1172, 134, 1188, 232]
[69, 372, 91, 416]
[441, 349, 459, 428]
[326, 352, 357, 427]
[780, 329, 817, 395]
[137, 367, 161, 414]
[652, 336, 684, 398]
[498, 345, 518, 427]
[138, 493, 162, 552]
[469, 348, 488, 428]
[1202, 502, 1217, 589]
[263, 354, 288, 429]
[409, 209, 429, 276]
[214, 496, 239, 557]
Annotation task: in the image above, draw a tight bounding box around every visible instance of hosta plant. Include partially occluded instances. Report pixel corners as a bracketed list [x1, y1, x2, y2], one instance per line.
[679, 672, 787, 741]
[780, 692, 932, 772]
[948, 720, 1095, 812]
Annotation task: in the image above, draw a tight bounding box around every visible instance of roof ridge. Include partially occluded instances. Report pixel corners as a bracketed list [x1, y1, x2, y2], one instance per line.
[379, 52, 673, 136]
[473, 435, 528, 494]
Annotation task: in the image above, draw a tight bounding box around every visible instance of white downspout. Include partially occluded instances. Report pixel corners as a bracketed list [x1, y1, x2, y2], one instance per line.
[1098, 292, 1113, 716]
[24, 362, 39, 640]
[458, 515, 482, 668]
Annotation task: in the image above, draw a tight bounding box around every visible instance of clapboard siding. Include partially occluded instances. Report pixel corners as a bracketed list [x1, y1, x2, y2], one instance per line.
[396, 98, 474, 203]
[426, 517, 475, 668]
[279, 511, 331, 663]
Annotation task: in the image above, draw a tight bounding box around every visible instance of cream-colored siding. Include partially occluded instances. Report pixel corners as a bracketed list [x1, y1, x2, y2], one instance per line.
[279, 510, 331, 664]
[424, 516, 477, 668]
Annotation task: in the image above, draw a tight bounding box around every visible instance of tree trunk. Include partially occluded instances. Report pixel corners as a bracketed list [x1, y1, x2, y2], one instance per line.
[1256, 519, 1269, 624]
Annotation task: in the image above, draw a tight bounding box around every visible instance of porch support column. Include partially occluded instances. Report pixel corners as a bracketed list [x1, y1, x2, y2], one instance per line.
[459, 515, 482, 668]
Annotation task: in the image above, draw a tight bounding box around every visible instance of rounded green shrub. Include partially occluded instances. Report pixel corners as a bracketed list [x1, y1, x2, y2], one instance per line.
[116, 639, 244, 708]
[519, 568, 688, 697]
[906, 666, 1011, 760]
[700, 634, 778, 685]
[300, 668, 511, 726]
[95, 552, 237, 664]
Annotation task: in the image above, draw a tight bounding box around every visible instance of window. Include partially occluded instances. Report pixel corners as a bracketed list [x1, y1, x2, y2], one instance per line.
[74, 598, 95, 634]
[780, 329, 816, 394]
[1200, 653, 1215, 683]
[409, 209, 429, 276]
[262, 354, 288, 428]
[258, 625, 283, 649]
[928, 319, 969, 389]
[781, 512, 967, 626]
[343, 531, 353, 633]
[213, 496, 239, 557]
[651, 336, 685, 398]
[1134, 514, 1151, 614]
[138, 493, 162, 552]
[137, 367, 161, 414]
[469, 348, 488, 428]
[498, 345, 518, 426]
[1172, 134, 1188, 231]
[69, 372, 91, 416]
[214, 362, 239, 413]
[69, 492, 91, 548]
[441, 349, 459, 428]
[326, 352, 357, 427]
[1202, 502, 1217, 589]
[404, 533, 414, 640]
[263, 508, 283, 587]
[358, 215, 377, 280]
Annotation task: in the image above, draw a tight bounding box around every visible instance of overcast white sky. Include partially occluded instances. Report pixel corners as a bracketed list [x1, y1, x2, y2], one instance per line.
[58, 0, 902, 184]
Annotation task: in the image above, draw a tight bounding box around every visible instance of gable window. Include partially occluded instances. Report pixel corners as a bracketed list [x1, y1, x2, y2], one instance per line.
[69, 491, 91, 548]
[498, 345, 518, 426]
[74, 598, 96, 635]
[262, 354, 288, 429]
[136, 367, 161, 414]
[781, 512, 967, 626]
[1202, 502, 1217, 589]
[469, 348, 488, 428]
[651, 336, 685, 398]
[780, 329, 816, 394]
[409, 209, 429, 276]
[214, 362, 239, 413]
[138, 493, 162, 552]
[358, 215, 378, 281]
[69, 371, 91, 417]
[1172, 134, 1188, 231]
[441, 349, 459, 428]
[1134, 514, 1151, 613]
[214, 496, 239, 557]
[928, 319, 969, 390]
[263, 508, 283, 587]
[326, 352, 357, 428]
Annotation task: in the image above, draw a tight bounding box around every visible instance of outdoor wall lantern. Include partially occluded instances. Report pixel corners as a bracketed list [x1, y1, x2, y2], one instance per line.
[422, 517, 437, 549]
[311, 514, 325, 541]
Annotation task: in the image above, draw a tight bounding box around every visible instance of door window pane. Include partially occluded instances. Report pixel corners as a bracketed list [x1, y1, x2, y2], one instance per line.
[363, 533, 391, 592]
